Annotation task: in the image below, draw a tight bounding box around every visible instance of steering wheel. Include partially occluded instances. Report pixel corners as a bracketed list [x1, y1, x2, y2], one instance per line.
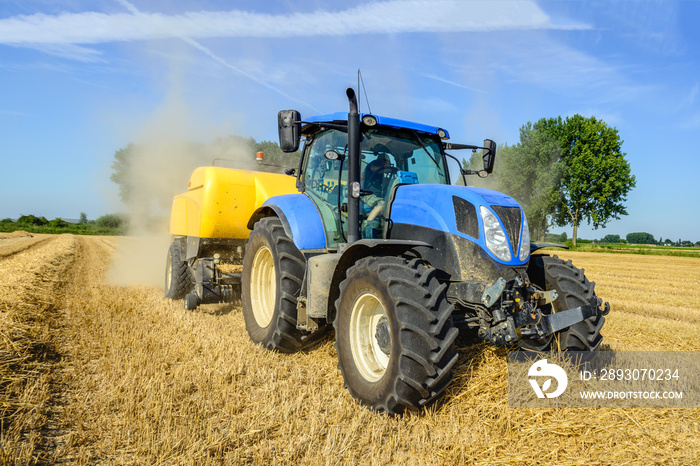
[379, 166, 398, 194]
[366, 166, 396, 194]
[310, 159, 328, 195]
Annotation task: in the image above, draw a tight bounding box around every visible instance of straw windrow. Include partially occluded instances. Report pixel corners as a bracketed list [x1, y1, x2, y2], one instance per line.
[0, 234, 77, 464]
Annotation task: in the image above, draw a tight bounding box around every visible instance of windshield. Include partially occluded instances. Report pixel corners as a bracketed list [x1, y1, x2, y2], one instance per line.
[301, 126, 448, 247]
[301, 127, 448, 194]
[360, 127, 447, 185]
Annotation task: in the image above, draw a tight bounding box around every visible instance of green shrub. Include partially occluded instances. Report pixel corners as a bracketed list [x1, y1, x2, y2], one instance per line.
[96, 213, 127, 229]
[48, 218, 69, 228]
[17, 214, 49, 226]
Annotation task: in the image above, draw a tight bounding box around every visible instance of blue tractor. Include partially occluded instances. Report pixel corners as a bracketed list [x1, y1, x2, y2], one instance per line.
[241, 88, 608, 413]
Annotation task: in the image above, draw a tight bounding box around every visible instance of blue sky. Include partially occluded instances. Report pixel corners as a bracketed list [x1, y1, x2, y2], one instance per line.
[1, 0, 698, 241]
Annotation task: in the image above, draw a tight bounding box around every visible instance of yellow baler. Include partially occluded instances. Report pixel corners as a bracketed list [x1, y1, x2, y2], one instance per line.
[166, 167, 297, 272]
[165, 165, 298, 309]
[170, 166, 297, 244]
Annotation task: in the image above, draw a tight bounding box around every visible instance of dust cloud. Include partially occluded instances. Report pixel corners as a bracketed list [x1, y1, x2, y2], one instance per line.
[106, 73, 255, 289]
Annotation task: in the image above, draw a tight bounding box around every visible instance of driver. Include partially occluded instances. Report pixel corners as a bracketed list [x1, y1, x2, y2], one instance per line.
[363, 152, 392, 195]
[361, 150, 395, 233]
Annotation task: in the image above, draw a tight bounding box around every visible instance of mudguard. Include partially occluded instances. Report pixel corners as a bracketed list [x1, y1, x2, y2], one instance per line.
[530, 242, 568, 252]
[248, 193, 327, 251]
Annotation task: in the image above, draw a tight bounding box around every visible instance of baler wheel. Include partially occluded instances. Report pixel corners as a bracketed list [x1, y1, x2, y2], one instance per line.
[164, 239, 193, 300]
[334, 256, 458, 414]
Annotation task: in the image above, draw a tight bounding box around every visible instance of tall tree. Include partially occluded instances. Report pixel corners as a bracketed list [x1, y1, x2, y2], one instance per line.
[110, 143, 136, 204]
[601, 234, 621, 243]
[544, 115, 636, 246]
[494, 123, 563, 241]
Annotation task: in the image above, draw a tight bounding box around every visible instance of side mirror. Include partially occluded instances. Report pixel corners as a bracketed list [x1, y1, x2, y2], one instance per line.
[482, 139, 496, 174]
[278, 110, 301, 152]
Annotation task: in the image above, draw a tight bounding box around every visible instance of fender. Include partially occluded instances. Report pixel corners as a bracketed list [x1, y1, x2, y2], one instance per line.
[530, 242, 568, 252]
[247, 193, 327, 251]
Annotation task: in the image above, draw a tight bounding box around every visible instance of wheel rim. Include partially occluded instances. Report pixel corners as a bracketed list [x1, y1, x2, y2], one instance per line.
[250, 245, 276, 328]
[350, 292, 390, 382]
[165, 251, 173, 290]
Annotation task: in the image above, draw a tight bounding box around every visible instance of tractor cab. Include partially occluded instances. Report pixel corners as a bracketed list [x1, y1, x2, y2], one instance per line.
[294, 114, 450, 247]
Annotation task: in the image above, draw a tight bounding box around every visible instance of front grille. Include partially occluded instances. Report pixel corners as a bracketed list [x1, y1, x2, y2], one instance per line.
[453, 196, 479, 239]
[492, 205, 521, 248]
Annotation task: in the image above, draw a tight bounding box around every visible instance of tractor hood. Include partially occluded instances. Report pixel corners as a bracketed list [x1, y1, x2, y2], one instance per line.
[388, 184, 530, 266]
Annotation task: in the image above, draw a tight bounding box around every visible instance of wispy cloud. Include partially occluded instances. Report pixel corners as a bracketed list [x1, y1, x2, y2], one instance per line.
[115, 0, 321, 111]
[29, 43, 106, 62]
[490, 37, 652, 106]
[178, 36, 321, 111]
[0, 109, 31, 116]
[420, 73, 487, 94]
[0, 1, 589, 46]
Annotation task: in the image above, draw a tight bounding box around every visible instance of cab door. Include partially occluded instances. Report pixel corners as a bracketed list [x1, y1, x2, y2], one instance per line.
[301, 129, 349, 248]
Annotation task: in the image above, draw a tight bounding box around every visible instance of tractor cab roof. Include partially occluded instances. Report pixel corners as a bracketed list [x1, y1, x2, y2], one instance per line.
[301, 112, 450, 140]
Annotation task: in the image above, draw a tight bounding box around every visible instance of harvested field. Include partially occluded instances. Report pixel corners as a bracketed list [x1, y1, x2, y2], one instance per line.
[1, 236, 699, 464]
[0, 233, 53, 260]
[549, 250, 700, 349]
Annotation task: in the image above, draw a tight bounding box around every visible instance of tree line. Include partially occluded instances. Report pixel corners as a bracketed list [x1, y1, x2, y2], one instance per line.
[0, 213, 127, 235]
[600, 232, 698, 247]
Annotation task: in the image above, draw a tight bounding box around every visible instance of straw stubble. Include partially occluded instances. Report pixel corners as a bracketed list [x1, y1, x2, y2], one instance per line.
[1, 236, 699, 464]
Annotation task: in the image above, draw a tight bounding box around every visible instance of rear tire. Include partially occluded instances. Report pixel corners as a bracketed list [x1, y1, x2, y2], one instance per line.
[334, 256, 458, 414]
[523, 255, 604, 351]
[242, 217, 319, 353]
[165, 239, 192, 300]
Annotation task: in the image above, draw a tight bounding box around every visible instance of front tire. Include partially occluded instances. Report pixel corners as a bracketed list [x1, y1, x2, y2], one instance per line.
[523, 255, 605, 351]
[334, 256, 459, 414]
[242, 217, 317, 353]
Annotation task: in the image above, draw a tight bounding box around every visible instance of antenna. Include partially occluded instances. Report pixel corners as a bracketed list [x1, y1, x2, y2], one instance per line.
[357, 69, 360, 114]
[357, 69, 372, 114]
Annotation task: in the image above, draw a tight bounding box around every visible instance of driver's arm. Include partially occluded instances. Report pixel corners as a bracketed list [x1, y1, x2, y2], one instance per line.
[367, 203, 384, 221]
[363, 193, 385, 220]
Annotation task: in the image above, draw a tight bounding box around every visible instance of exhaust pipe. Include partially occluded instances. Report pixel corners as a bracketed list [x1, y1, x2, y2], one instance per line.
[346, 88, 361, 244]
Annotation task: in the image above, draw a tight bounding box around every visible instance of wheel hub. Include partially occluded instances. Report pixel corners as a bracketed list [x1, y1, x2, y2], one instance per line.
[374, 316, 391, 355]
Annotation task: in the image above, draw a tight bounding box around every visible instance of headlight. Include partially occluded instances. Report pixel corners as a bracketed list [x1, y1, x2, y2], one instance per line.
[519, 215, 530, 261]
[362, 115, 377, 126]
[480, 206, 511, 262]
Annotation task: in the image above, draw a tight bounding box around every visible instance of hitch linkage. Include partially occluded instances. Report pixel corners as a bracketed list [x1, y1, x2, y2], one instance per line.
[538, 296, 610, 336]
[477, 272, 610, 346]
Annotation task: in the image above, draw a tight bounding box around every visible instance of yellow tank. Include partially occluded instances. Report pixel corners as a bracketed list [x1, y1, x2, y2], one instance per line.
[170, 167, 298, 240]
